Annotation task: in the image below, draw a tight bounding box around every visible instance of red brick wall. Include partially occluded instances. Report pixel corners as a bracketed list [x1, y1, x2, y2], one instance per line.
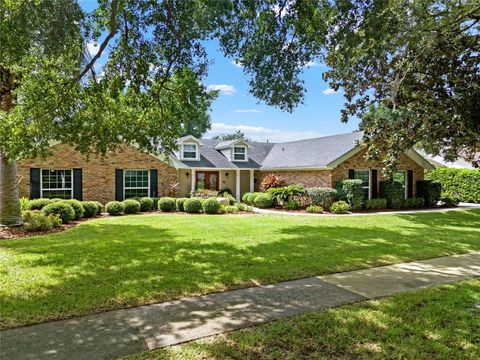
[332, 149, 425, 195]
[17, 144, 178, 204]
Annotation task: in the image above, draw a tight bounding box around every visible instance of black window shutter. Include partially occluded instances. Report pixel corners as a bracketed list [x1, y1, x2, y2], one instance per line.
[150, 169, 158, 197]
[73, 168, 83, 200]
[115, 169, 124, 201]
[30, 168, 41, 199]
[407, 170, 414, 198]
[371, 169, 378, 198]
[348, 169, 355, 179]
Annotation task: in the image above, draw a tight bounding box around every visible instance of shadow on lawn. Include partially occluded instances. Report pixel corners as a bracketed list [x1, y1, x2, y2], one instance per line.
[1, 210, 479, 330]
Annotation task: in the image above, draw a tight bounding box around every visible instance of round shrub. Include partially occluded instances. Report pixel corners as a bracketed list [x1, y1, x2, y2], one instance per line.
[158, 197, 176, 212]
[151, 197, 160, 209]
[242, 192, 251, 204]
[62, 199, 84, 219]
[82, 201, 98, 218]
[42, 202, 75, 223]
[50, 198, 64, 202]
[184, 197, 203, 213]
[139, 197, 154, 212]
[306, 188, 337, 210]
[176, 198, 188, 212]
[92, 201, 103, 214]
[123, 199, 141, 214]
[105, 201, 125, 216]
[330, 201, 351, 214]
[246, 192, 261, 205]
[254, 194, 273, 208]
[202, 197, 221, 214]
[27, 198, 54, 210]
[306, 205, 324, 213]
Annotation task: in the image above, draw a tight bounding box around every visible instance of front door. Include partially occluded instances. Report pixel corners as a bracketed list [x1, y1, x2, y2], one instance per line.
[196, 171, 219, 191]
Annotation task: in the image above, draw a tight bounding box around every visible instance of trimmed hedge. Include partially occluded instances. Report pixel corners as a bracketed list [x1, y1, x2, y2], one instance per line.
[330, 201, 350, 214]
[176, 198, 188, 212]
[365, 198, 387, 210]
[246, 192, 261, 205]
[184, 197, 203, 213]
[92, 201, 103, 214]
[416, 180, 441, 207]
[139, 197, 154, 212]
[202, 197, 221, 214]
[426, 168, 480, 203]
[242, 192, 251, 203]
[335, 180, 363, 210]
[27, 198, 54, 210]
[62, 199, 84, 219]
[158, 197, 176, 212]
[440, 196, 460, 207]
[105, 201, 125, 216]
[404, 197, 425, 208]
[82, 201, 98, 218]
[42, 202, 76, 223]
[306, 187, 337, 210]
[123, 199, 141, 214]
[254, 194, 273, 208]
[379, 180, 405, 208]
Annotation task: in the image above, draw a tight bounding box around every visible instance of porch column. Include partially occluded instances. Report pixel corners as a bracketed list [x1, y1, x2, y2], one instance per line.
[249, 169, 254, 192]
[191, 169, 196, 193]
[235, 169, 241, 201]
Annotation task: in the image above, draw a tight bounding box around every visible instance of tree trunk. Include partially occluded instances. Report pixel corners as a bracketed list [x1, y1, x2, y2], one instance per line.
[0, 152, 22, 226]
[0, 65, 23, 226]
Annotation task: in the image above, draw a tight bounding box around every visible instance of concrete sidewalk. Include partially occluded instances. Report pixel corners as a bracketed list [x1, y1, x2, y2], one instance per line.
[1, 252, 479, 360]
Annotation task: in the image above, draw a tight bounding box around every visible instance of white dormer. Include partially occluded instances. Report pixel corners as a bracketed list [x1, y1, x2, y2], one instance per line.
[176, 135, 203, 161]
[215, 139, 251, 162]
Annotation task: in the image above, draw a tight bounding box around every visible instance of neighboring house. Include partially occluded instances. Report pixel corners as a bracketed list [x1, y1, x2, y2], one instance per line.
[419, 151, 479, 169]
[17, 131, 434, 203]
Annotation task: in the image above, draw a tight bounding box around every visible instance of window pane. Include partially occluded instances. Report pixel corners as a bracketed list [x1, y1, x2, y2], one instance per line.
[41, 170, 72, 198]
[124, 170, 149, 197]
[183, 151, 197, 159]
[234, 147, 245, 154]
[125, 188, 149, 198]
[354, 170, 370, 187]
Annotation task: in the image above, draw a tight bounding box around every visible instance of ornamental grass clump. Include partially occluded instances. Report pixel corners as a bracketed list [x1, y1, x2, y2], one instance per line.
[105, 201, 125, 216]
[123, 199, 141, 214]
[42, 202, 76, 223]
[158, 197, 176, 212]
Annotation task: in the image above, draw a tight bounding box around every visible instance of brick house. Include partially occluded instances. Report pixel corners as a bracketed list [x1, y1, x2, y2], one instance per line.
[17, 132, 434, 203]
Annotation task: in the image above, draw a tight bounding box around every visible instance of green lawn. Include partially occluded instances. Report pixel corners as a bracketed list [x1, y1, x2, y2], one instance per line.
[1, 210, 479, 329]
[128, 279, 480, 360]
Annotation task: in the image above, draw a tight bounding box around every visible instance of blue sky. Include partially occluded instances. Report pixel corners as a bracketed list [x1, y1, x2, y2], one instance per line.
[80, 1, 360, 142]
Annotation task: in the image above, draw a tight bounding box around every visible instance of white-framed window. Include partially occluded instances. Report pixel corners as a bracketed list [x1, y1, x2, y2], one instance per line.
[233, 146, 247, 161]
[354, 169, 371, 200]
[124, 169, 149, 198]
[394, 170, 408, 199]
[41, 169, 73, 199]
[182, 143, 198, 160]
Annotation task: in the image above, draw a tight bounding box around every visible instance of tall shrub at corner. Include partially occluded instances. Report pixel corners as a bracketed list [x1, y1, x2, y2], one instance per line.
[416, 180, 441, 207]
[335, 180, 363, 210]
[379, 180, 405, 208]
[426, 168, 480, 203]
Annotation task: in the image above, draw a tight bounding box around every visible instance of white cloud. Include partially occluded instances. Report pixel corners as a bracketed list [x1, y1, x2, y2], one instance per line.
[207, 84, 237, 95]
[231, 60, 243, 68]
[234, 109, 262, 113]
[323, 88, 338, 95]
[206, 122, 323, 143]
[86, 41, 99, 56]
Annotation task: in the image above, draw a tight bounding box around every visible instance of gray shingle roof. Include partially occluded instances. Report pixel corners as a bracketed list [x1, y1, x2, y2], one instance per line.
[174, 132, 363, 169]
[261, 131, 363, 169]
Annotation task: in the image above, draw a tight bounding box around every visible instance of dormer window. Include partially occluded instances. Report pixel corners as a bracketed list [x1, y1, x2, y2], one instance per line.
[233, 146, 247, 161]
[182, 143, 198, 159]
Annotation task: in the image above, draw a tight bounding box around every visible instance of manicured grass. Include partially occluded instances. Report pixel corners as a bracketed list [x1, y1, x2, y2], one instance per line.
[1, 210, 479, 329]
[129, 279, 480, 359]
